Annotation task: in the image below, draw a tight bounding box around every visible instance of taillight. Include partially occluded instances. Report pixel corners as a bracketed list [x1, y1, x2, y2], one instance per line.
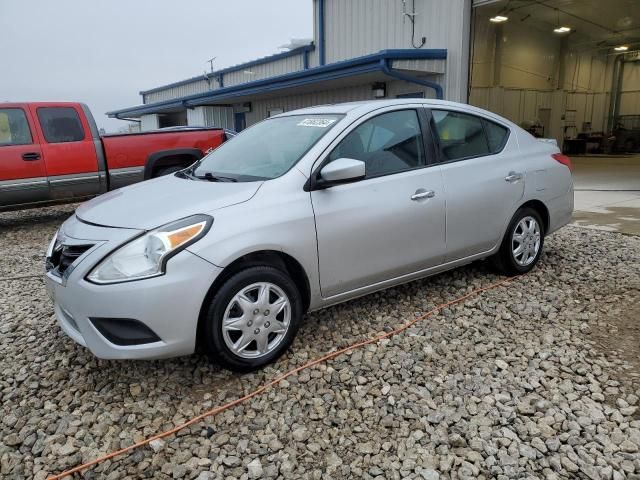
[552, 153, 572, 172]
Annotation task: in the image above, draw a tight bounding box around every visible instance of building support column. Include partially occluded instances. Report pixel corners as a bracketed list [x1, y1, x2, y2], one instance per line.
[492, 24, 503, 87]
[187, 107, 206, 127]
[140, 114, 159, 132]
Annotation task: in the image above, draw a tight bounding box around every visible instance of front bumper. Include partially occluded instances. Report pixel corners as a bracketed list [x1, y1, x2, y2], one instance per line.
[45, 215, 221, 360]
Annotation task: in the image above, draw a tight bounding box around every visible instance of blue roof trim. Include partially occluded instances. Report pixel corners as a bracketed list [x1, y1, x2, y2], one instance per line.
[139, 44, 316, 96]
[109, 49, 447, 118]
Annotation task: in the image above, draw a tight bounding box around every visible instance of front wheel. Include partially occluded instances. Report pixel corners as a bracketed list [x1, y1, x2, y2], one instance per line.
[203, 266, 303, 371]
[492, 207, 545, 276]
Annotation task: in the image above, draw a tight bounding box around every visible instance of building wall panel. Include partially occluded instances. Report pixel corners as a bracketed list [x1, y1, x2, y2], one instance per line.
[321, 0, 470, 101]
[204, 106, 235, 130]
[223, 54, 306, 87]
[145, 79, 214, 104]
[143, 53, 308, 104]
[392, 59, 445, 74]
[140, 114, 159, 131]
[470, 86, 614, 135]
[245, 78, 440, 127]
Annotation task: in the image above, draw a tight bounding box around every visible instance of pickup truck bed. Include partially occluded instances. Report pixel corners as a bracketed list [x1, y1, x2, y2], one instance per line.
[0, 102, 229, 211]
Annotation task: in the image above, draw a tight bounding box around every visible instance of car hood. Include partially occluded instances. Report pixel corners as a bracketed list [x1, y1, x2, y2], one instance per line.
[76, 174, 262, 230]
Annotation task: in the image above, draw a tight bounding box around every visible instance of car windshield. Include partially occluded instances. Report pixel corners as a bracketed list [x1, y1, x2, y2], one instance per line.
[191, 114, 343, 182]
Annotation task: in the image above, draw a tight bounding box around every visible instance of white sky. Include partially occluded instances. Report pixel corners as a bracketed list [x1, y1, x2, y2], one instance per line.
[1, 0, 313, 132]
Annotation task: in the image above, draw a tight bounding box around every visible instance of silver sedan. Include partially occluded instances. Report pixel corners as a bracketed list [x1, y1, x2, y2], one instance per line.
[45, 100, 573, 370]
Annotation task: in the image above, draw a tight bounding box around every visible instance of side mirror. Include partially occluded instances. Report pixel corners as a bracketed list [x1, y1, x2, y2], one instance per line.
[318, 158, 365, 186]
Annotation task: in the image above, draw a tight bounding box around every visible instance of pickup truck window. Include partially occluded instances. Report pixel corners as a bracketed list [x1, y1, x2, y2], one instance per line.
[37, 107, 85, 143]
[0, 108, 33, 146]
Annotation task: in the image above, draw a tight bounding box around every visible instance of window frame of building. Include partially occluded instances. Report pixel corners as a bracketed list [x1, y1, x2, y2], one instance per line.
[396, 92, 425, 99]
[268, 108, 285, 117]
[36, 107, 86, 144]
[324, 108, 431, 180]
[0, 108, 34, 147]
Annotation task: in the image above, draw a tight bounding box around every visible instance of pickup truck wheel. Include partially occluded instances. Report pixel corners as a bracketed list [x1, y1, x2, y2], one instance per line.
[492, 207, 545, 276]
[154, 165, 184, 177]
[203, 266, 303, 372]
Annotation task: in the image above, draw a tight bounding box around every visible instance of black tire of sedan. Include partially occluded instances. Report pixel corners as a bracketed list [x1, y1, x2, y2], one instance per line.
[203, 266, 303, 372]
[492, 207, 545, 276]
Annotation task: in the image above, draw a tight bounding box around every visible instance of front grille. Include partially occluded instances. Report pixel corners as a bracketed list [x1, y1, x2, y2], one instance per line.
[47, 243, 93, 276]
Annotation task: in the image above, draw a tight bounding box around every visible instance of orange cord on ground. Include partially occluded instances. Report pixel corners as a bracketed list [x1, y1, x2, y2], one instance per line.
[47, 275, 518, 479]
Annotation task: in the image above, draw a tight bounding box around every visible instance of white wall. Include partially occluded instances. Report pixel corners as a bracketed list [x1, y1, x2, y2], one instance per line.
[204, 106, 234, 130]
[620, 61, 640, 116]
[140, 114, 159, 131]
[317, 0, 471, 102]
[143, 51, 309, 104]
[469, 8, 640, 142]
[471, 15, 560, 90]
[223, 53, 307, 87]
[144, 79, 213, 104]
[245, 77, 439, 127]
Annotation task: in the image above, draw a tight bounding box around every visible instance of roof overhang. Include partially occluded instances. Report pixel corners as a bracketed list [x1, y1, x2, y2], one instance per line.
[108, 49, 447, 119]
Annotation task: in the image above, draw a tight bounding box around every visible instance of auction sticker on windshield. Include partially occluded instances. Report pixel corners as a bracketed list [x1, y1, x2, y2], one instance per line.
[297, 118, 337, 128]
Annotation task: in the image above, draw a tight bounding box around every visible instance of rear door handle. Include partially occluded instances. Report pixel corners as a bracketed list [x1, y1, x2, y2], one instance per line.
[22, 152, 41, 161]
[505, 171, 523, 183]
[411, 190, 435, 201]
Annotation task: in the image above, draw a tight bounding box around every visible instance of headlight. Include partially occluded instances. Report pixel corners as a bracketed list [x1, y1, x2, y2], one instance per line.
[87, 215, 212, 284]
[46, 229, 59, 258]
[45, 229, 59, 271]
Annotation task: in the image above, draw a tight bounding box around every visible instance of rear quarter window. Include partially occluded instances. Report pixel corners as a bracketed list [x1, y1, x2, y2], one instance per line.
[431, 110, 489, 161]
[37, 107, 85, 143]
[483, 119, 509, 153]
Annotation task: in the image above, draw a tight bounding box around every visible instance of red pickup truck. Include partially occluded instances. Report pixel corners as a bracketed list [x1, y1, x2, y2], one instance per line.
[0, 102, 230, 211]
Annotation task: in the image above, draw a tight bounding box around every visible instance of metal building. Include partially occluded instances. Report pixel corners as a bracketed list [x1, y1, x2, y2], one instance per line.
[107, 0, 472, 131]
[108, 0, 640, 156]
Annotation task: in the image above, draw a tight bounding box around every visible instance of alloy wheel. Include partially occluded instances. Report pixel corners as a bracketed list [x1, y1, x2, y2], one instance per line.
[511, 216, 541, 267]
[221, 282, 291, 359]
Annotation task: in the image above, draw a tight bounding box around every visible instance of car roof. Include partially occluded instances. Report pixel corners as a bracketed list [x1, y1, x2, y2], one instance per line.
[277, 99, 518, 130]
[278, 99, 463, 115]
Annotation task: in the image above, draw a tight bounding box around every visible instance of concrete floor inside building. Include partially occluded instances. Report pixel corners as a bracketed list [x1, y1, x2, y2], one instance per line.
[572, 155, 640, 235]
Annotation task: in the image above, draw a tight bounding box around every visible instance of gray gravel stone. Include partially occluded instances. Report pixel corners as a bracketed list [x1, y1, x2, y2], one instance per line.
[1, 207, 640, 479]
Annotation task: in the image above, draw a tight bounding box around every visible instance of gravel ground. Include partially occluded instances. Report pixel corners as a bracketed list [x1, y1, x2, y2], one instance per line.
[1, 204, 639, 480]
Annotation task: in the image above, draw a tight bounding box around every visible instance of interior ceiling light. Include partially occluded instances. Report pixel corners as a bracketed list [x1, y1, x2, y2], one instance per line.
[614, 45, 629, 51]
[553, 8, 570, 34]
[490, 15, 509, 23]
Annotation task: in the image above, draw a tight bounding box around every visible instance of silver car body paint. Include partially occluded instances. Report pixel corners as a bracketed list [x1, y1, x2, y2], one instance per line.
[45, 99, 573, 359]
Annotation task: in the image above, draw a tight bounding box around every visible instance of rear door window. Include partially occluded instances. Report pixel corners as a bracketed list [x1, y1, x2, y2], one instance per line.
[0, 108, 33, 146]
[37, 107, 85, 143]
[431, 110, 489, 161]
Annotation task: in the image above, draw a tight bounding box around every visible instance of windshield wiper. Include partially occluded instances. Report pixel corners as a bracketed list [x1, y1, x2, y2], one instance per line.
[193, 172, 237, 182]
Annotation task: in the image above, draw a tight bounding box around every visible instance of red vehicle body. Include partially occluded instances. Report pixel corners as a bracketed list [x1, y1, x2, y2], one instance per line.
[0, 102, 229, 211]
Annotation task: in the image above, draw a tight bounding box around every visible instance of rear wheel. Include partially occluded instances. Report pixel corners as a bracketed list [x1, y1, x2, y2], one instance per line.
[203, 266, 303, 371]
[492, 207, 545, 276]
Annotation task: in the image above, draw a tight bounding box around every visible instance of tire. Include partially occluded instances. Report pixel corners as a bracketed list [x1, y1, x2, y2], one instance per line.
[492, 207, 545, 276]
[203, 266, 303, 372]
[154, 165, 184, 177]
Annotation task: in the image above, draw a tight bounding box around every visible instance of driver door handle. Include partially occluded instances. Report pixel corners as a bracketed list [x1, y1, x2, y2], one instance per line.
[22, 152, 41, 161]
[411, 190, 435, 201]
[505, 171, 523, 183]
